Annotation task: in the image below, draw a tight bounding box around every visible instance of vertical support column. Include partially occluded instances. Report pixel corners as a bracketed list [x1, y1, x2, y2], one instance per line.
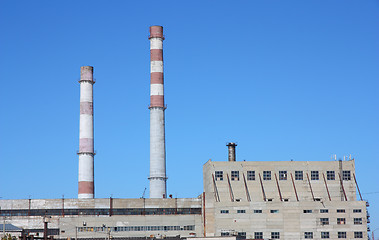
[148, 26, 167, 198]
[78, 66, 95, 199]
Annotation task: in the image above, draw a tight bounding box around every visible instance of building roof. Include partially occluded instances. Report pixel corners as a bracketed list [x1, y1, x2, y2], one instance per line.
[0, 224, 22, 231]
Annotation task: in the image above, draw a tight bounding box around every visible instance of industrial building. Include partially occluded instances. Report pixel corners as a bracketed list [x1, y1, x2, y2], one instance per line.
[0, 26, 369, 240]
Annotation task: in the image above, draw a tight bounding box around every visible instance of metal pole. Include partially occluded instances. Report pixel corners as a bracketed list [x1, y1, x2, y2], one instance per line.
[43, 220, 48, 240]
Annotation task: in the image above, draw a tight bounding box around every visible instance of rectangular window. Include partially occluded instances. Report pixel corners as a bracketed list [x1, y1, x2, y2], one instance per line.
[270, 209, 279, 213]
[215, 171, 223, 181]
[237, 210, 246, 214]
[321, 232, 330, 239]
[320, 218, 329, 225]
[343, 170, 351, 180]
[303, 210, 312, 213]
[354, 232, 363, 238]
[247, 170, 255, 180]
[337, 218, 346, 225]
[271, 232, 280, 239]
[338, 232, 346, 239]
[220, 210, 229, 214]
[263, 171, 271, 180]
[337, 209, 345, 213]
[254, 232, 263, 239]
[311, 171, 319, 180]
[254, 209, 262, 213]
[354, 218, 362, 225]
[327, 171, 335, 180]
[353, 209, 362, 213]
[231, 171, 239, 181]
[304, 232, 313, 239]
[295, 170, 303, 180]
[279, 171, 287, 180]
[221, 232, 230, 236]
[237, 232, 246, 237]
[320, 209, 329, 213]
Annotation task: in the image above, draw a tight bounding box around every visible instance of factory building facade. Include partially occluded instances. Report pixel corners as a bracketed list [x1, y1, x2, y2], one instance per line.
[0, 152, 369, 240]
[203, 146, 368, 239]
[0, 26, 369, 240]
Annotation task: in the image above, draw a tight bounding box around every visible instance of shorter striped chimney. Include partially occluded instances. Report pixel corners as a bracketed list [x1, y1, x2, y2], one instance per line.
[78, 66, 95, 199]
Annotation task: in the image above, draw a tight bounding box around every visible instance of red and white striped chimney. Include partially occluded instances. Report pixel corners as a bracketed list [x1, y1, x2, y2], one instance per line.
[78, 66, 95, 199]
[148, 26, 167, 198]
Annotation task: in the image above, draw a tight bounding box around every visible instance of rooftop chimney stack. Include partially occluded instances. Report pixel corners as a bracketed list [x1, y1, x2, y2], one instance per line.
[148, 26, 167, 198]
[78, 66, 95, 199]
[227, 142, 237, 162]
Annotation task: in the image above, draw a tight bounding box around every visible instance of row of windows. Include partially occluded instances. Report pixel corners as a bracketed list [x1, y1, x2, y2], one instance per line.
[78, 225, 195, 232]
[305, 209, 361, 213]
[220, 209, 362, 214]
[319, 217, 363, 225]
[0, 208, 201, 217]
[221, 231, 363, 239]
[222, 232, 281, 239]
[304, 231, 363, 239]
[215, 170, 351, 181]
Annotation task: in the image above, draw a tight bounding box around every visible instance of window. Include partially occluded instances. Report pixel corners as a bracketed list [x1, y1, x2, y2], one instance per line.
[267, 198, 273, 201]
[263, 171, 271, 180]
[320, 218, 329, 225]
[354, 218, 362, 225]
[231, 171, 239, 181]
[254, 209, 262, 213]
[237, 210, 246, 214]
[247, 170, 255, 180]
[327, 171, 335, 180]
[270, 209, 279, 213]
[215, 171, 223, 181]
[311, 171, 319, 180]
[295, 170, 303, 180]
[304, 232, 313, 239]
[320, 209, 329, 213]
[221, 232, 230, 236]
[343, 170, 351, 180]
[279, 171, 287, 180]
[220, 210, 229, 214]
[337, 218, 346, 225]
[254, 232, 263, 239]
[338, 232, 346, 239]
[183, 225, 194, 230]
[337, 209, 345, 213]
[321, 232, 330, 239]
[238, 232, 246, 237]
[303, 210, 312, 213]
[354, 232, 363, 238]
[271, 232, 280, 239]
[353, 209, 362, 213]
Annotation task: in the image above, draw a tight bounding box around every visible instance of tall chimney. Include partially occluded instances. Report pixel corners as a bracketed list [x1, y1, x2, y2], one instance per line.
[78, 66, 95, 199]
[227, 142, 237, 162]
[148, 26, 167, 198]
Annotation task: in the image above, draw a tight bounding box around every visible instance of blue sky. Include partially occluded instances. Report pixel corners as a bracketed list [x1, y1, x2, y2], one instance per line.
[0, 0, 378, 234]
